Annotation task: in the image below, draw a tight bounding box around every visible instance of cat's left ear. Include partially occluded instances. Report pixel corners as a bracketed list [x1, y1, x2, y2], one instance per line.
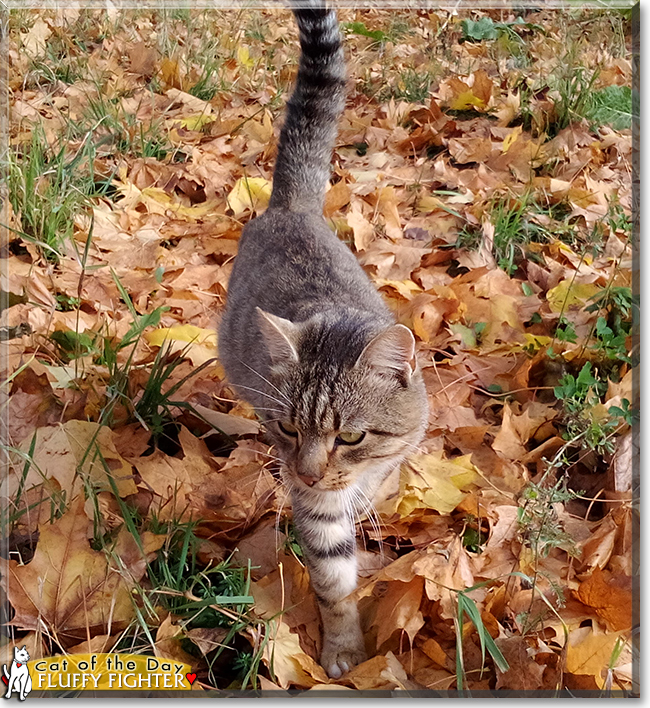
[357, 324, 416, 380]
[256, 308, 300, 368]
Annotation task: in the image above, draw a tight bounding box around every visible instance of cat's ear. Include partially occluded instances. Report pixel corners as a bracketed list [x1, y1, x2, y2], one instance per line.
[256, 308, 300, 367]
[357, 324, 416, 379]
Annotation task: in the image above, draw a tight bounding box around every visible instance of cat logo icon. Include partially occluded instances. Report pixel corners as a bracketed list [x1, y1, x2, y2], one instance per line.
[2, 646, 32, 701]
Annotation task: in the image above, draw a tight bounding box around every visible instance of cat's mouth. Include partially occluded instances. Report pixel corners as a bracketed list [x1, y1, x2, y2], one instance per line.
[283, 467, 352, 493]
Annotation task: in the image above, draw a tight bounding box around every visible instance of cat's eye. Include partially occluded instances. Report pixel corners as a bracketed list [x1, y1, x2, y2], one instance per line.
[278, 420, 299, 437]
[336, 431, 366, 445]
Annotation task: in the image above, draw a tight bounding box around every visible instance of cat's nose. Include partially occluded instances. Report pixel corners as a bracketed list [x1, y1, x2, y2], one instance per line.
[297, 472, 319, 487]
[296, 439, 327, 486]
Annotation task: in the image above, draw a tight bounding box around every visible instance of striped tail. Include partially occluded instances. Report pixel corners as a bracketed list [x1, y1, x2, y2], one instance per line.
[268, 1, 346, 213]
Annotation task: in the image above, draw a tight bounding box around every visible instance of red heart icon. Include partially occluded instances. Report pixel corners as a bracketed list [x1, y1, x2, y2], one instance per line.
[1, 675, 7, 686]
[186, 673, 197, 686]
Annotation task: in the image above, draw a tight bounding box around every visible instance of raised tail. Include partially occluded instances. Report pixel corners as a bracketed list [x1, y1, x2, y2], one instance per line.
[268, 1, 346, 213]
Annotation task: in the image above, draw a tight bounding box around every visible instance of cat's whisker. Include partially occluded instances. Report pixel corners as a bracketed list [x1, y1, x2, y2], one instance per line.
[275, 481, 293, 555]
[392, 437, 428, 454]
[234, 357, 292, 404]
[229, 384, 288, 409]
[349, 486, 385, 561]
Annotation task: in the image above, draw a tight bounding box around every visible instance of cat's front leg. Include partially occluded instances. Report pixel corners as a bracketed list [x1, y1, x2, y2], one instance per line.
[293, 504, 366, 678]
[313, 558, 366, 680]
[5, 677, 15, 699]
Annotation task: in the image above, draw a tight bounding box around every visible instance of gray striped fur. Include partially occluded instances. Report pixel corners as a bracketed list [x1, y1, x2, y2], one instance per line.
[218, 0, 429, 678]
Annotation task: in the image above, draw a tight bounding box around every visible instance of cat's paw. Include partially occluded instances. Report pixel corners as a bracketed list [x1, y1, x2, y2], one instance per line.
[321, 640, 367, 679]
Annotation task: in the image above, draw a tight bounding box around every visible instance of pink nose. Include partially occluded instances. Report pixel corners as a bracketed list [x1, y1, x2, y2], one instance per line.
[297, 473, 319, 487]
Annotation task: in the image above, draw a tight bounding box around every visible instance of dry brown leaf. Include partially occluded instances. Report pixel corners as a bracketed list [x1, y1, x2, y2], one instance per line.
[494, 636, 545, 690]
[7, 497, 139, 641]
[372, 576, 425, 649]
[575, 567, 633, 631]
[262, 621, 328, 689]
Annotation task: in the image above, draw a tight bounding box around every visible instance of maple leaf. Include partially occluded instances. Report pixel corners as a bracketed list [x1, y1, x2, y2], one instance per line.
[575, 567, 633, 631]
[227, 176, 272, 216]
[6, 497, 162, 641]
[262, 621, 329, 689]
[393, 452, 479, 518]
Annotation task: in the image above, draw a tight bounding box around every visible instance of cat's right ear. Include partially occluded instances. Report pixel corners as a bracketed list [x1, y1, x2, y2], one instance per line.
[256, 308, 300, 367]
[356, 324, 416, 381]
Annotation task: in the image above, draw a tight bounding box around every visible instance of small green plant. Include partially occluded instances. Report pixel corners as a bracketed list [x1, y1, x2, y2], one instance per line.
[555, 316, 578, 344]
[457, 194, 548, 275]
[342, 20, 387, 44]
[553, 362, 630, 454]
[518, 479, 580, 559]
[549, 61, 599, 134]
[145, 521, 264, 688]
[461, 16, 543, 44]
[380, 67, 436, 103]
[281, 520, 304, 560]
[147, 522, 254, 628]
[190, 61, 227, 101]
[584, 85, 633, 131]
[582, 283, 635, 375]
[454, 584, 509, 692]
[54, 293, 82, 312]
[461, 515, 487, 553]
[73, 90, 174, 161]
[553, 361, 606, 413]
[4, 126, 101, 260]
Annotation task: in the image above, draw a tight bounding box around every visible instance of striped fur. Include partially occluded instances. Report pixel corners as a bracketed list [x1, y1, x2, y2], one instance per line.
[218, 1, 429, 679]
[268, 2, 346, 212]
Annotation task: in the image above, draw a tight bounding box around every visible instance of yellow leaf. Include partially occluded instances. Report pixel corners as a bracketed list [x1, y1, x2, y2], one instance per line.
[375, 278, 422, 299]
[566, 626, 621, 683]
[518, 333, 553, 351]
[237, 46, 255, 68]
[145, 325, 217, 365]
[417, 195, 447, 213]
[502, 125, 523, 153]
[227, 177, 272, 217]
[140, 187, 218, 219]
[546, 280, 601, 313]
[449, 90, 485, 111]
[397, 452, 478, 517]
[145, 325, 217, 348]
[177, 113, 214, 131]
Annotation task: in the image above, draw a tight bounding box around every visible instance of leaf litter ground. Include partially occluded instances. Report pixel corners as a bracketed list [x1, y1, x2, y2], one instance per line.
[1, 5, 637, 695]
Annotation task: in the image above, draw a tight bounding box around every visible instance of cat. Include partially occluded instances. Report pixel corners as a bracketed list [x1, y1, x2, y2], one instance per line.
[218, 1, 428, 678]
[3, 646, 32, 701]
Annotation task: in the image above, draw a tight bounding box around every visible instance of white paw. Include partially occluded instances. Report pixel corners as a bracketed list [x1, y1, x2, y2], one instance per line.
[322, 641, 367, 679]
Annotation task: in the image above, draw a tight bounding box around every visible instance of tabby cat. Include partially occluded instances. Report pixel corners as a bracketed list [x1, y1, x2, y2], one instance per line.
[219, 1, 429, 678]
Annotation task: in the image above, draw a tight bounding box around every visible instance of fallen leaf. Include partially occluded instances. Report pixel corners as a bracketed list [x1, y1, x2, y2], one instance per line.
[227, 176, 272, 216]
[396, 452, 478, 517]
[576, 567, 633, 631]
[7, 497, 143, 641]
[494, 636, 545, 690]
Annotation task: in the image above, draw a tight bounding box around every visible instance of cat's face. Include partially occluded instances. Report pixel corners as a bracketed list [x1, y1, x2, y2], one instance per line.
[14, 646, 29, 663]
[257, 311, 428, 492]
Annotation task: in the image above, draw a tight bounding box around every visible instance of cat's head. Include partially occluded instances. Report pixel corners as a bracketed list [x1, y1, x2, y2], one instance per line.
[257, 309, 428, 492]
[14, 646, 29, 663]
